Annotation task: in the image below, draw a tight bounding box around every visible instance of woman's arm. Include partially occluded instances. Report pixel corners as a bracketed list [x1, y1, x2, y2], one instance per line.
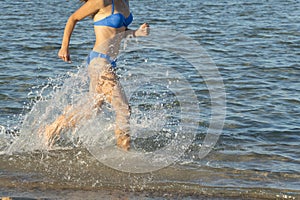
[125, 23, 150, 38]
[58, 0, 105, 62]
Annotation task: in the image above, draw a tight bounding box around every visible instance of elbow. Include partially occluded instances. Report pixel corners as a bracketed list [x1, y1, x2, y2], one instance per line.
[68, 14, 80, 24]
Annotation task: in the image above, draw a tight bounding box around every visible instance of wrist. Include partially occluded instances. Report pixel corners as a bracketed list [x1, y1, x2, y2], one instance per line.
[61, 40, 69, 48]
[61, 44, 69, 49]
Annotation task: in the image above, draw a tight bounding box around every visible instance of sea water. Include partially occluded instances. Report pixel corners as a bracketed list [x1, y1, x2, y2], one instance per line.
[0, 0, 299, 199]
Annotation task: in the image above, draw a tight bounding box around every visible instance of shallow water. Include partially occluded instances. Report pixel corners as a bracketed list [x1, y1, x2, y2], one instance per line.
[0, 0, 300, 199]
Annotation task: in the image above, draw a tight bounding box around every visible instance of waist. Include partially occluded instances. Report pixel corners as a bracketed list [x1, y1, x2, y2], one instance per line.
[87, 51, 117, 68]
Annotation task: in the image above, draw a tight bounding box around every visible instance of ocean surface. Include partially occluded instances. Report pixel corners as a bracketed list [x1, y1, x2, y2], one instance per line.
[0, 0, 299, 199]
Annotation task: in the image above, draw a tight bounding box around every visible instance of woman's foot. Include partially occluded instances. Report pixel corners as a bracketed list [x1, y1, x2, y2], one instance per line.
[115, 129, 130, 151]
[40, 115, 66, 146]
[39, 105, 76, 146]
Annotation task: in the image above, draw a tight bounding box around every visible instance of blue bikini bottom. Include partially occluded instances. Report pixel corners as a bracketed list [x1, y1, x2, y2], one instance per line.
[87, 51, 117, 68]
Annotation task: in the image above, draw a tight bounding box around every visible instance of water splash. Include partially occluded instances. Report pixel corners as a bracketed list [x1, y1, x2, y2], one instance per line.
[3, 28, 224, 174]
[5, 62, 183, 159]
[7, 66, 91, 153]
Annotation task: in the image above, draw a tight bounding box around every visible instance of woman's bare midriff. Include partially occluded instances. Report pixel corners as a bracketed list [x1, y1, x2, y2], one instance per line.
[93, 26, 126, 58]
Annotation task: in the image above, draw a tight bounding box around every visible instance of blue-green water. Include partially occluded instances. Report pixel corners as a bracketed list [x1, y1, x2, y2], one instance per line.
[0, 0, 299, 199]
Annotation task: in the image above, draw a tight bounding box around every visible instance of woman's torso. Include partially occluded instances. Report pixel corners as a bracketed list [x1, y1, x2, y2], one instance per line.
[92, 0, 132, 58]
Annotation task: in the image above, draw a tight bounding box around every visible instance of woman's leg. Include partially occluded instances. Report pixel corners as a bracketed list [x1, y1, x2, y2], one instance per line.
[42, 58, 130, 150]
[92, 61, 131, 151]
[111, 79, 131, 151]
[42, 99, 99, 146]
[42, 105, 76, 146]
[41, 60, 104, 146]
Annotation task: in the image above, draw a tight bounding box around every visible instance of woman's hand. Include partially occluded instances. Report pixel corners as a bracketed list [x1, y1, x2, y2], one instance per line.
[134, 23, 150, 37]
[58, 47, 71, 63]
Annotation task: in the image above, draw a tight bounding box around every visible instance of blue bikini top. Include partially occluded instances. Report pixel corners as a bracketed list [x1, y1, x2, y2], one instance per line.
[94, 0, 133, 28]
